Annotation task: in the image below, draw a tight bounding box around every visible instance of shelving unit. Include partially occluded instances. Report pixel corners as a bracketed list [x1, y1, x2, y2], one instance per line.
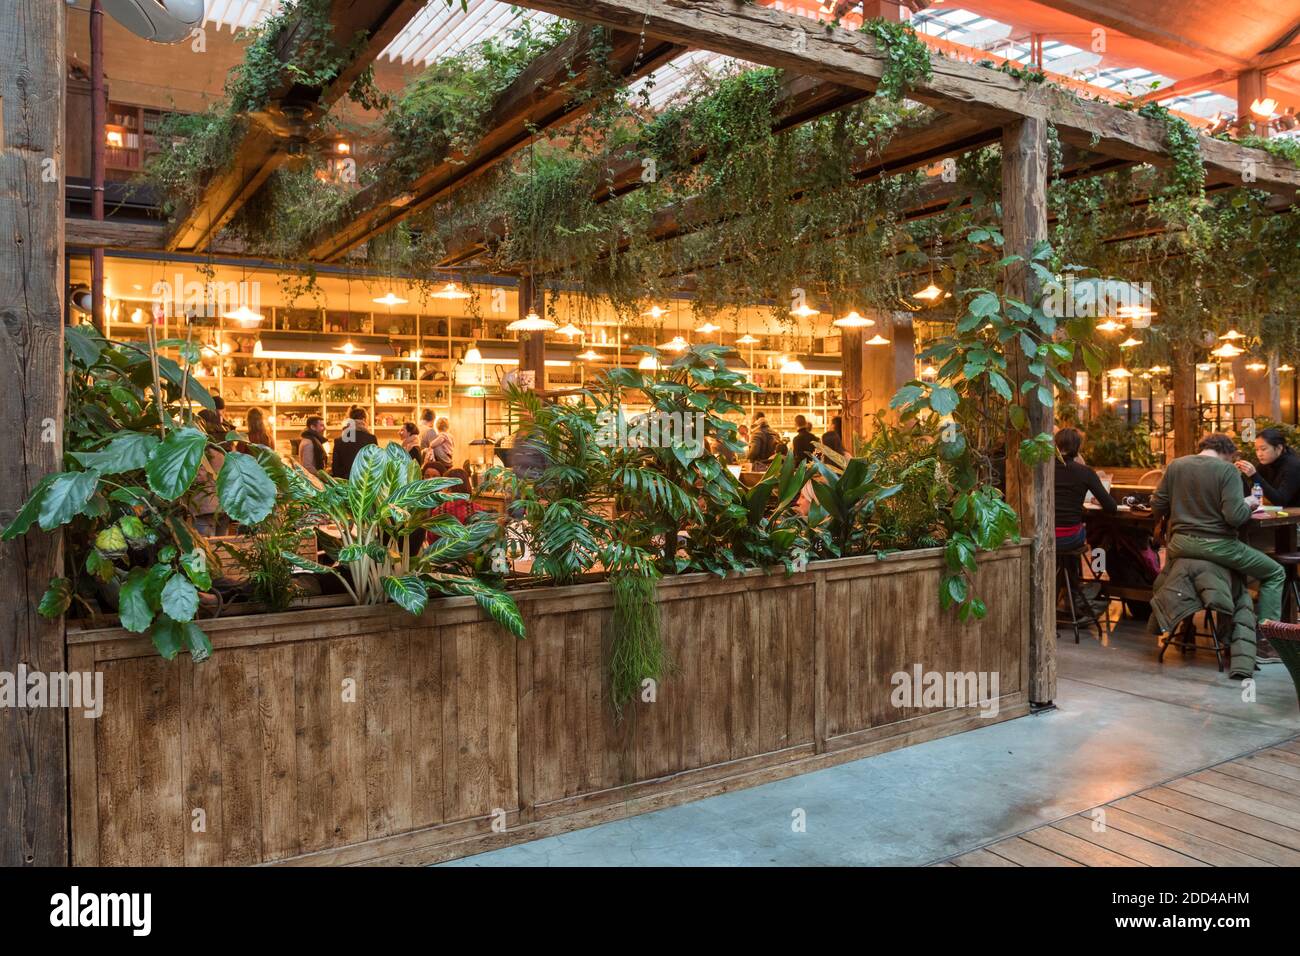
[102, 301, 479, 458]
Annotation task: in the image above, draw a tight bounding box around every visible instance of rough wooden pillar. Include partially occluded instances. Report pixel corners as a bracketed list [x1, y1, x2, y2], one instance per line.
[1267, 350, 1282, 422]
[861, 1, 902, 21]
[1, 0, 68, 865]
[517, 275, 545, 391]
[860, 311, 916, 423]
[1001, 118, 1055, 707]
[1237, 69, 1267, 136]
[1171, 342, 1198, 456]
[840, 326, 866, 450]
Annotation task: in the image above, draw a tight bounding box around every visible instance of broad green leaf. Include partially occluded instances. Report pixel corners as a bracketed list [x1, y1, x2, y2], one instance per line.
[929, 386, 960, 416]
[95, 525, 129, 555]
[70, 432, 159, 475]
[146, 427, 209, 500]
[155, 354, 216, 411]
[180, 549, 212, 590]
[65, 324, 106, 368]
[217, 451, 277, 525]
[1, 473, 58, 540]
[383, 574, 429, 616]
[37, 470, 100, 530]
[117, 566, 155, 633]
[38, 578, 72, 619]
[86, 549, 116, 583]
[161, 572, 200, 623]
[150, 615, 184, 660]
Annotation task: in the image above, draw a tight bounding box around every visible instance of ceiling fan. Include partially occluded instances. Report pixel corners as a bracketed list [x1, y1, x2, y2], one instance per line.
[100, 0, 205, 44]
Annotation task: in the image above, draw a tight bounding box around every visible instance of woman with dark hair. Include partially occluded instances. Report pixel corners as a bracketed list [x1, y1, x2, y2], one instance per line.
[401, 422, 422, 463]
[1054, 427, 1117, 551]
[1235, 426, 1300, 506]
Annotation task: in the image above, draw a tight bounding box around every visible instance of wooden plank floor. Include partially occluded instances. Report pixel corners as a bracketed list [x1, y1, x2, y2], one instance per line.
[938, 739, 1300, 867]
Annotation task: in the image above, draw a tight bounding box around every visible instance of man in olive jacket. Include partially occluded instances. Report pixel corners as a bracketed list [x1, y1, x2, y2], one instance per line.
[1151, 433, 1284, 658]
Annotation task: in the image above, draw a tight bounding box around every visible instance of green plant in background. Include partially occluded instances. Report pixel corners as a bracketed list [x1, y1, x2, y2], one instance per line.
[804, 450, 903, 558]
[1, 325, 281, 661]
[858, 17, 934, 101]
[1081, 412, 1158, 468]
[282, 442, 523, 637]
[219, 496, 312, 612]
[891, 231, 1101, 470]
[485, 386, 616, 586]
[685, 451, 813, 576]
[603, 343, 759, 570]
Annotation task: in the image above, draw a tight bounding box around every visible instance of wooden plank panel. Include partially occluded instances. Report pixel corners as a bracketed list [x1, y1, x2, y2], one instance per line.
[1192, 769, 1300, 814]
[182, 654, 223, 866]
[1022, 826, 1146, 866]
[256, 643, 298, 861]
[1138, 787, 1300, 854]
[133, 658, 185, 866]
[1053, 813, 1206, 867]
[986, 836, 1083, 867]
[294, 640, 332, 855]
[407, 630, 444, 831]
[67, 645, 100, 866]
[1165, 778, 1300, 836]
[365, 628, 413, 838]
[96, 661, 140, 866]
[1113, 794, 1300, 866]
[1206, 755, 1300, 796]
[330, 636, 367, 846]
[216, 649, 263, 864]
[1099, 805, 1274, 867]
[1240, 752, 1300, 783]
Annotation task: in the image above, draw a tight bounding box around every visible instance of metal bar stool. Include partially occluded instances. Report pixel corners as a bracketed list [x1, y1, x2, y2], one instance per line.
[1055, 544, 1106, 643]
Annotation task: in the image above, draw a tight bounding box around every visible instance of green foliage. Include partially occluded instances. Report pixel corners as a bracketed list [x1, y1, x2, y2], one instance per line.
[284, 442, 523, 638]
[1, 325, 280, 661]
[804, 450, 903, 558]
[220, 497, 312, 612]
[858, 17, 934, 101]
[608, 571, 666, 719]
[1081, 413, 1157, 469]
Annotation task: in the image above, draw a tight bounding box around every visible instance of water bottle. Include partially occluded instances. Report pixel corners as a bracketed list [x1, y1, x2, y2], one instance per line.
[1253, 481, 1263, 504]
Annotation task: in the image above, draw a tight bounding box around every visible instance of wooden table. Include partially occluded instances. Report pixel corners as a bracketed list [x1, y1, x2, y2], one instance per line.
[1083, 505, 1300, 553]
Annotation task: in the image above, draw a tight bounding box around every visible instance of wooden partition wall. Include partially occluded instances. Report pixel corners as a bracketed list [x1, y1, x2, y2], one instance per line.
[67, 543, 1029, 866]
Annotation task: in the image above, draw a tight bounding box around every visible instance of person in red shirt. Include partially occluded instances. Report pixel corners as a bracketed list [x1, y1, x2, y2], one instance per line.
[427, 467, 482, 545]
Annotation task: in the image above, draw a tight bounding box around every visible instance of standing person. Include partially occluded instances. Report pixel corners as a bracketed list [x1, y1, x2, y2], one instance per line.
[1152, 433, 1286, 652]
[331, 406, 377, 480]
[821, 415, 846, 455]
[791, 414, 816, 463]
[298, 415, 328, 476]
[1234, 427, 1300, 507]
[1054, 427, 1117, 552]
[425, 415, 454, 468]
[746, 413, 777, 465]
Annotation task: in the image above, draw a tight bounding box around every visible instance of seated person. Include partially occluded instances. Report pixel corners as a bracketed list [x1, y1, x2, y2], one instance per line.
[1234, 426, 1300, 507]
[1152, 433, 1289, 663]
[1053, 427, 1116, 552]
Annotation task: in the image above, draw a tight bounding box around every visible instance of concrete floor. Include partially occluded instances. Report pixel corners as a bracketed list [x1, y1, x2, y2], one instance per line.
[442, 620, 1300, 866]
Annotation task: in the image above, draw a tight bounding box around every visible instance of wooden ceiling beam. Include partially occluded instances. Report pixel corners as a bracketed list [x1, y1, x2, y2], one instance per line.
[164, 0, 426, 254]
[507, 0, 1300, 199]
[305, 28, 683, 262]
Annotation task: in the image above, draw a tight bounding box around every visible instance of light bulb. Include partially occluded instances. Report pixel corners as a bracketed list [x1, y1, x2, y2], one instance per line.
[912, 283, 943, 302]
[372, 292, 407, 306]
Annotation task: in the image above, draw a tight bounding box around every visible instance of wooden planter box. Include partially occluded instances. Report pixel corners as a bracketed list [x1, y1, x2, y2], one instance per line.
[66, 542, 1030, 866]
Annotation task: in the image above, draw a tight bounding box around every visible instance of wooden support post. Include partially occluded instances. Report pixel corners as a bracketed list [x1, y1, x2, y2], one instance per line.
[1001, 118, 1055, 707]
[1237, 69, 1267, 136]
[1, 0, 68, 865]
[517, 276, 545, 391]
[1267, 350, 1282, 422]
[840, 326, 866, 450]
[1171, 342, 1198, 457]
